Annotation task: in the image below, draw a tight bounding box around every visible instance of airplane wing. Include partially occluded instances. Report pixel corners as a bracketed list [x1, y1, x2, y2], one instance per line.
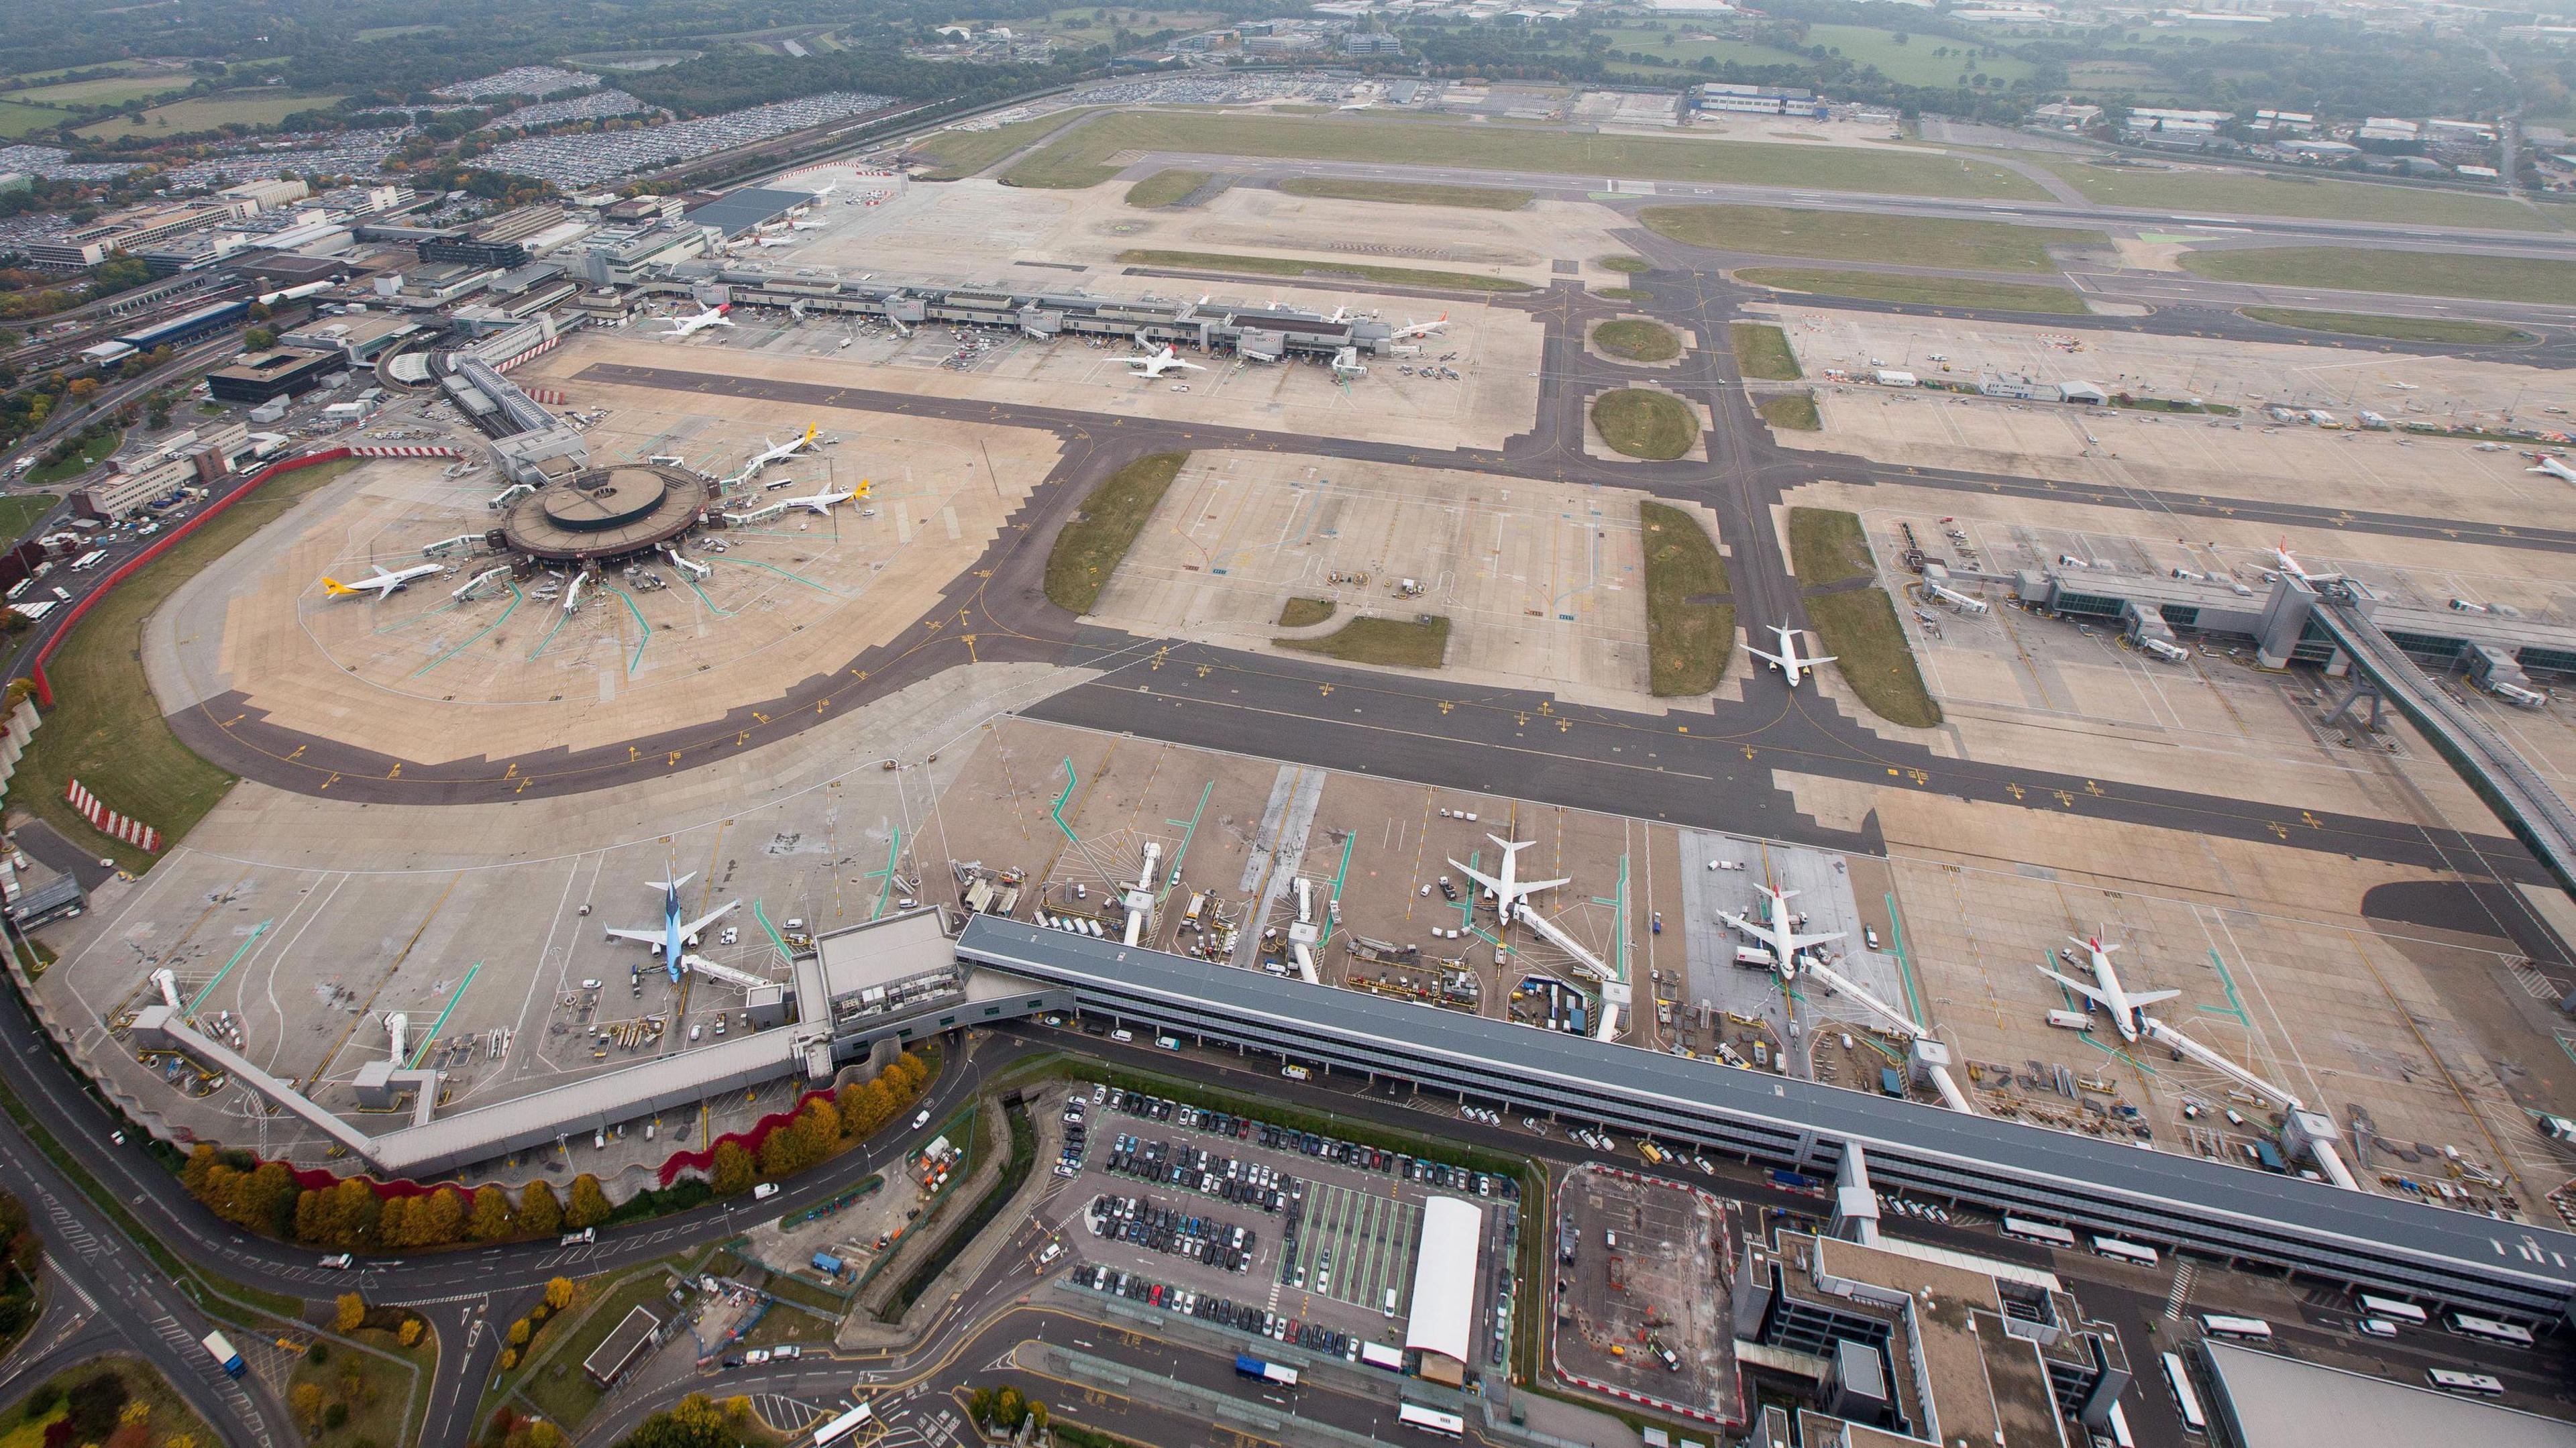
[2037, 965, 2111, 1007]
[1519, 876, 1571, 895]
[1807, 651, 1837, 665]
[2126, 988, 2182, 1008]
[1746, 647, 1786, 669]
[1447, 860, 1507, 896]
[604, 928, 665, 946]
[1715, 909, 1762, 936]
[1782, 928, 1845, 953]
[680, 899, 740, 941]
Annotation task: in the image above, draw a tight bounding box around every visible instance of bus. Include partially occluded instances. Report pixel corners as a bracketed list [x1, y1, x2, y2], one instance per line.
[66, 550, 105, 572]
[2427, 1370, 2506, 1396]
[2443, 1311, 2536, 1348]
[810, 1402, 874, 1447]
[2092, 1236, 2161, 1268]
[2102, 1400, 2135, 1448]
[1397, 1404, 1465, 1439]
[2158, 1353, 2206, 1436]
[2002, 1216, 2078, 1249]
[2196, 1315, 2272, 1342]
[1360, 1342, 1405, 1372]
[2355, 1294, 2427, 1327]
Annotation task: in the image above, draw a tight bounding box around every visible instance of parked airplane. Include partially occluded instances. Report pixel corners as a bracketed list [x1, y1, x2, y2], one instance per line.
[782, 486, 857, 515]
[1748, 624, 1835, 687]
[660, 304, 734, 338]
[2037, 936, 2177, 1044]
[1447, 836, 1569, 917]
[1390, 313, 1450, 341]
[2530, 455, 2576, 486]
[1125, 344, 1205, 379]
[751, 235, 796, 248]
[789, 219, 829, 231]
[739, 424, 819, 479]
[322, 563, 440, 598]
[1717, 881, 1844, 979]
[2267, 536, 2341, 584]
[604, 872, 741, 983]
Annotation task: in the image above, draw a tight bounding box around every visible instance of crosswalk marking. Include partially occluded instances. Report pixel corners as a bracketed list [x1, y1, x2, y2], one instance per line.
[2163, 1260, 2198, 1321]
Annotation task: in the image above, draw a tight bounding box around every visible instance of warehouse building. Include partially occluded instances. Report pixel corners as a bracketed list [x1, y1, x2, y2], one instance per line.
[206, 348, 338, 405]
[2193, 1339, 2575, 1448]
[1404, 1196, 1485, 1387]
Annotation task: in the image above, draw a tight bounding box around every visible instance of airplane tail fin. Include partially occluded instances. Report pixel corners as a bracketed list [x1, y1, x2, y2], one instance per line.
[321, 577, 358, 596]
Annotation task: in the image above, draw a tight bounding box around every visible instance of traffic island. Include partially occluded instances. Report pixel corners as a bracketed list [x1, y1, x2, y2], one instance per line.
[1585, 387, 1707, 463]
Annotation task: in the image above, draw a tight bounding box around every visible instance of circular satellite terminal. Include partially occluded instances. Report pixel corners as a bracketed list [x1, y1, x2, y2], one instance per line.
[501, 463, 712, 563]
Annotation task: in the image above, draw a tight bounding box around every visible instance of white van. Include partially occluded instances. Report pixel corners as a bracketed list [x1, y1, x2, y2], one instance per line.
[1111, 1028, 1134, 1043]
[753, 1182, 780, 1201]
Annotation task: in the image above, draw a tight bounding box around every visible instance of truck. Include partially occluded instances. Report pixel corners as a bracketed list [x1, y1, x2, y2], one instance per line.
[1879, 1068, 1905, 1098]
[1234, 1354, 1299, 1388]
[1734, 946, 1776, 969]
[203, 1331, 246, 1378]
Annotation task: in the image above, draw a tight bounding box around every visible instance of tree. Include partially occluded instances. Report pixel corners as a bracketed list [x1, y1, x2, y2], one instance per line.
[545, 1276, 575, 1311]
[290, 1382, 326, 1435]
[413, 1186, 466, 1245]
[335, 1290, 367, 1333]
[398, 1317, 423, 1347]
[565, 1174, 610, 1229]
[469, 1184, 514, 1241]
[507, 1317, 531, 1346]
[708, 1140, 755, 1196]
[244, 327, 277, 350]
[519, 1180, 561, 1236]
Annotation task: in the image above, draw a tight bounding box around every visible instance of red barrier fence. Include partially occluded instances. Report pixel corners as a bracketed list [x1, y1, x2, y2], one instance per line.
[29, 447, 355, 708]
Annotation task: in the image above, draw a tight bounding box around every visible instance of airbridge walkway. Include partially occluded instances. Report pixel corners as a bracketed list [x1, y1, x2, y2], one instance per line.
[2306, 592, 2576, 899]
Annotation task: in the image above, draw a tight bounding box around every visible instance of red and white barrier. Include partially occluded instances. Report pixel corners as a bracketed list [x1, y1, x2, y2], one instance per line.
[489, 334, 561, 374]
[523, 386, 566, 405]
[66, 779, 160, 852]
[347, 445, 460, 459]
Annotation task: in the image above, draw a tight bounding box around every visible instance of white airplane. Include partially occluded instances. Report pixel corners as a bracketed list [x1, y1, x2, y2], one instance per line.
[753, 235, 795, 248]
[782, 486, 857, 515]
[2530, 455, 2576, 486]
[2037, 936, 2178, 1044]
[604, 871, 741, 983]
[2267, 535, 2341, 584]
[1748, 624, 1835, 688]
[740, 424, 818, 478]
[807, 182, 840, 199]
[1390, 313, 1450, 341]
[1717, 881, 1844, 979]
[322, 563, 441, 598]
[789, 219, 829, 231]
[1446, 835, 1569, 917]
[1124, 344, 1205, 379]
[2387, 381, 2420, 390]
[660, 303, 734, 338]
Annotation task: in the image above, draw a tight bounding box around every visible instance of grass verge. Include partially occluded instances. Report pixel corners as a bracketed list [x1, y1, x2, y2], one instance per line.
[1597, 255, 1650, 273]
[1735, 267, 2086, 315]
[0, 1355, 222, 1448]
[8, 457, 360, 871]
[885, 1096, 1034, 1317]
[2180, 246, 2576, 304]
[1593, 319, 1680, 363]
[1788, 506, 1876, 586]
[1596, 286, 1652, 302]
[999, 110, 2045, 199]
[1277, 597, 1336, 628]
[508, 1266, 679, 1429]
[1274, 615, 1450, 669]
[1804, 588, 1940, 727]
[912, 107, 1097, 180]
[1640, 501, 1731, 696]
[2040, 161, 2545, 231]
[1729, 323, 1801, 381]
[1758, 392, 1821, 431]
[2239, 306, 2530, 343]
[290, 1326, 431, 1448]
[1114, 248, 1532, 291]
[1591, 389, 1699, 460]
[1641, 204, 2100, 272]
[26, 428, 120, 484]
[1278, 176, 1532, 209]
[1124, 168, 1210, 207]
[1043, 453, 1184, 615]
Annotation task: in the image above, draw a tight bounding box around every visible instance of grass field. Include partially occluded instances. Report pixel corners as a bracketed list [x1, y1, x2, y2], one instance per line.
[8, 457, 360, 870]
[1594, 319, 1680, 362]
[290, 1327, 430, 1448]
[1591, 22, 2031, 88]
[1124, 168, 1210, 207]
[1597, 255, 1650, 274]
[2238, 307, 2527, 343]
[1045, 453, 1185, 614]
[1277, 176, 1534, 210]
[2183, 247, 2576, 304]
[1789, 506, 1875, 586]
[0, 102, 61, 137]
[1116, 249, 1534, 291]
[515, 1272, 669, 1430]
[1591, 389, 1699, 459]
[1640, 204, 2098, 273]
[2041, 162, 2546, 231]
[0, 1355, 222, 1448]
[26, 429, 121, 485]
[1805, 588, 1939, 727]
[1640, 501, 1731, 697]
[1278, 597, 1336, 627]
[912, 107, 1097, 180]
[1758, 392, 1821, 430]
[0, 496, 54, 546]
[1735, 267, 2086, 314]
[1000, 110, 2047, 199]
[1275, 614, 1450, 669]
[78, 91, 345, 139]
[1729, 323, 1801, 380]
[15, 75, 189, 107]
[1597, 286, 1652, 302]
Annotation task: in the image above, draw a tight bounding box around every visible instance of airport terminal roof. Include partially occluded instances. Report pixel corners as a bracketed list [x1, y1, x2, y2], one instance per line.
[1405, 1194, 1483, 1374]
[952, 917, 2576, 1305]
[680, 187, 812, 238]
[2198, 1340, 2576, 1447]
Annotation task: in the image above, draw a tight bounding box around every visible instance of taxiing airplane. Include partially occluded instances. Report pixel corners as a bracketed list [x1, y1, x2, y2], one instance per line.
[1390, 313, 1450, 341]
[604, 872, 741, 983]
[1748, 624, 1835, 688]
[660, 304, 734, 338]
[1125, 344, 1206, 379]
[322, 563, 441, 598]
[1446, 836, 1569, 917]
[1717, 881, 1844, 979]
[2531, 455, 2576, 486]
[2037, 936, 2178, 1044]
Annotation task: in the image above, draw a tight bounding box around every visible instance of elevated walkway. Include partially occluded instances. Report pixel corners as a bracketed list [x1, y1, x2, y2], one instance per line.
[2309, 594, 2576, 898]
